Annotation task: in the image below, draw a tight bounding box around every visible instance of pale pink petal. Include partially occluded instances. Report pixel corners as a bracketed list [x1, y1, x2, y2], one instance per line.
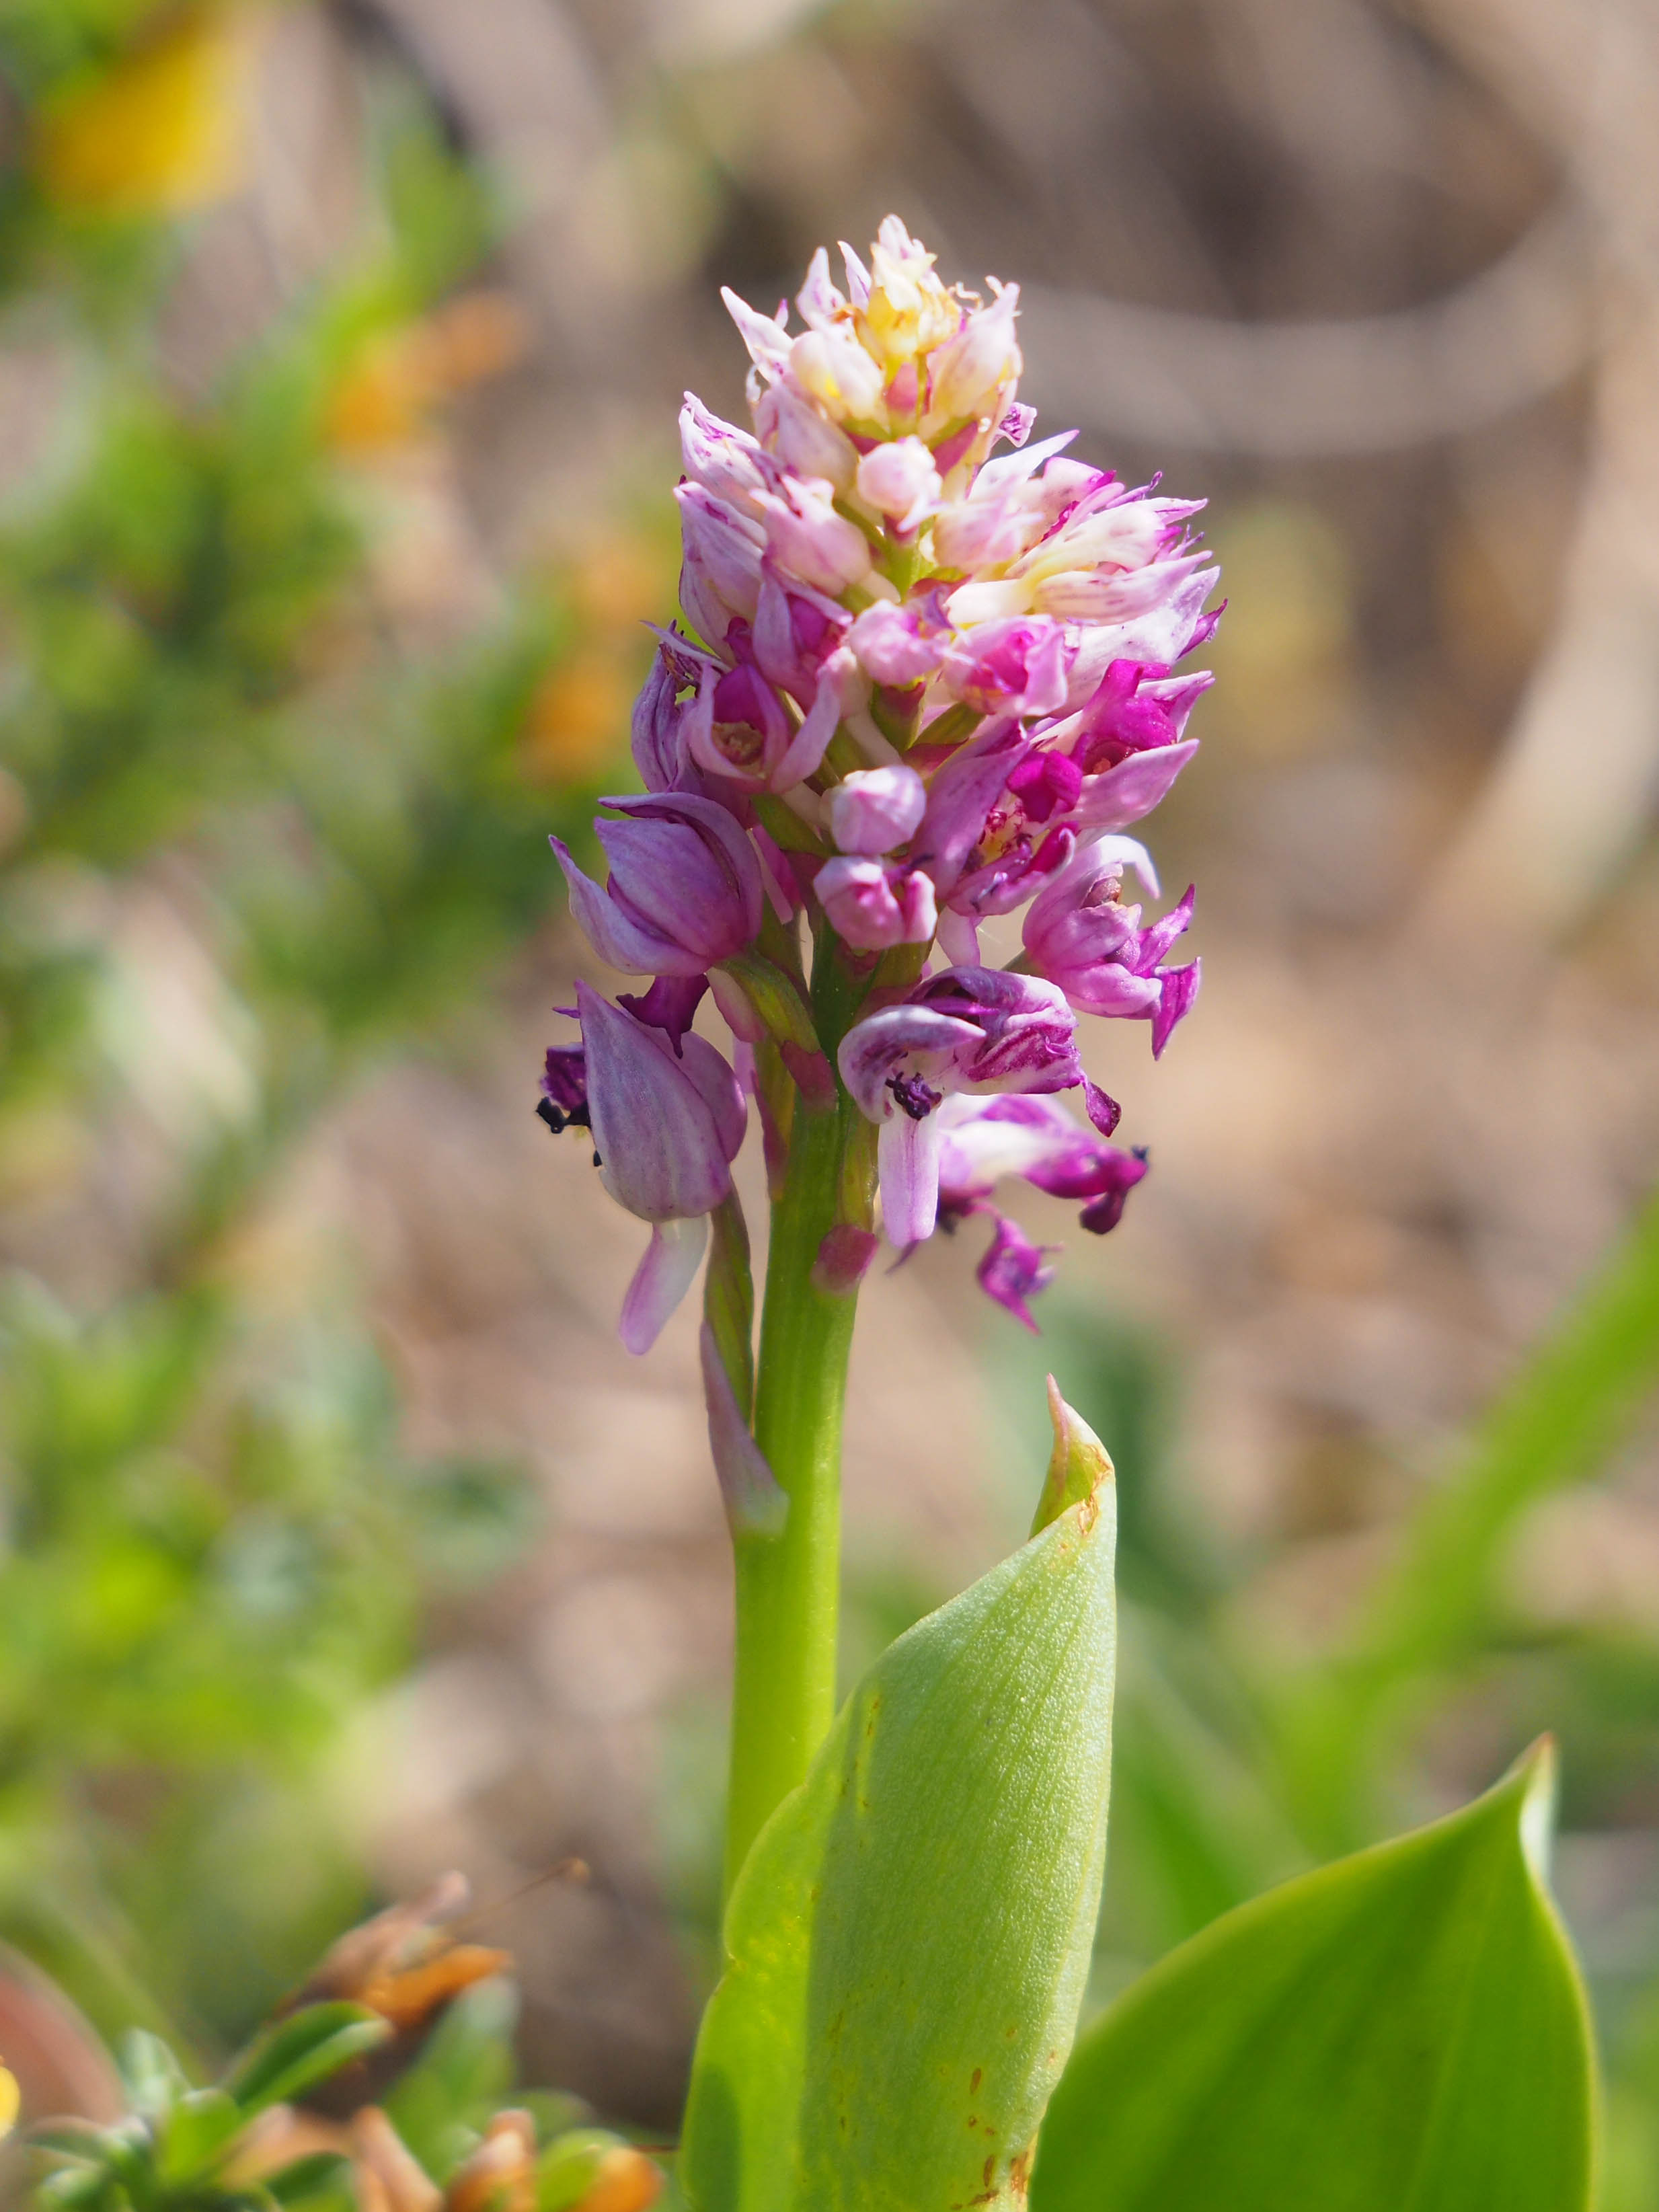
[620, 1216, 709, 1355]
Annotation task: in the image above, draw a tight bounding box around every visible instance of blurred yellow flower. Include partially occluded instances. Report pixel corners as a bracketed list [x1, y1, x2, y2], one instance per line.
[35, 7, 253, 218]
[0, 2061, 18, 2137]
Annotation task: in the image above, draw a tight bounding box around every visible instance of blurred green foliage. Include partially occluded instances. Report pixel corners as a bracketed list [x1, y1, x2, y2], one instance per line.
[0, 2, 613, 2061]
[1001, 1186, 1659, 2208]
[24, 1985, 648, 2212]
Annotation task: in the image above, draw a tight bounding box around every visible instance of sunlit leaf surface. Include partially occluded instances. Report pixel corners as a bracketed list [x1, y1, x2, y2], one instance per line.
[1032, 1743, 1596, 2212]
[681, 1467, 1117, 2211]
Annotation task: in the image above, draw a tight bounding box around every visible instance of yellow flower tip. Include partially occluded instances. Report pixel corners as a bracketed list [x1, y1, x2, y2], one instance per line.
[0, 2062, 19, 2138]
[1030, 1375, 1114, 1539]
[857, 217, 964, 366]
[35, 5, 258, 219]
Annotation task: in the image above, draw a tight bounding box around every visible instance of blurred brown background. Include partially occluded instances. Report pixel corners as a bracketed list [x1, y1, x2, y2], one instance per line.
[7, 0, 1659, 2146]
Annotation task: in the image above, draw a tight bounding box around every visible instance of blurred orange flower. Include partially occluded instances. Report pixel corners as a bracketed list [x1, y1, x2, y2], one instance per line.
[328, 294, 529, 458]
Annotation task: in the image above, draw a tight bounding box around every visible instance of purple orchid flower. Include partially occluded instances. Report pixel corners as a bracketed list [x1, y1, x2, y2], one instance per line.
[935, 1092, 1151, 1237]
[973, 1213, 1058, 1332]
[846, 591, 954, 688]
[573, 983, 746, 1354]
[682, 649, 847, 795]
[939, 615, 1069, 718]
[679, 393, 779, 520]
[837, 966, 1083, 1244]
[753, 560, 850, 708]
[814, 856, 937, 952]
[676, 482, 765, 647]
[551, 792, 764, 978]
[1021, 837, 1200, 1055]
[753, 475, 872, 597]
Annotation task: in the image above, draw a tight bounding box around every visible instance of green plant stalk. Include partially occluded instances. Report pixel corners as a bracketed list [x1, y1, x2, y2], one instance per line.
[724, 1094, 862, 1893]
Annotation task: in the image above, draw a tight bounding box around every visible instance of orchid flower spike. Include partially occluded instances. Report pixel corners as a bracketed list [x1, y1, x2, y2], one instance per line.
[541, 216, 1218, 1332]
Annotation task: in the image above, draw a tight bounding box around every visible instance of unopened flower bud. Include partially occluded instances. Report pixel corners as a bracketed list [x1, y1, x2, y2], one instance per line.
[926, 281, 1021, 426]
[552, 793, 763, 977]
[755, 476, 873, 597]
[855, 436, 941, 530]
[787, 327, 885, 424]
[755, 380, 858, 491]
[828, 765, 927, 855]
[816, 855, 937, 952]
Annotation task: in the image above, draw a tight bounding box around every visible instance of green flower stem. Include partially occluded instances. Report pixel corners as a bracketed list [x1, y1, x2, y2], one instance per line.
[724, 1091, 863, 1893]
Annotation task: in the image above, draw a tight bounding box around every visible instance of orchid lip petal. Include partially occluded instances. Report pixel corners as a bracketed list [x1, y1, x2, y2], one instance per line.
[620, 1217, 709, 1355]
[879, 1113, 944, 1246]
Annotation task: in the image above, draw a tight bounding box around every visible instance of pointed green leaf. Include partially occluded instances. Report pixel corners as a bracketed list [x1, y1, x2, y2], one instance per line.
[223, 2002, 391, 2119]
[1032, 1742, 1596, 2212]
[681, 1462, 1117, 2211]
[116, 2028, 190, 2123]
[1031, 1377, 1114, 1537]
[157, 2086, 245, 2182]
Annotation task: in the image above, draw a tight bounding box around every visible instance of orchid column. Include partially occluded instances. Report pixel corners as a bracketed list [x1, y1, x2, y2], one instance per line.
[540, 219, 1219, 1889]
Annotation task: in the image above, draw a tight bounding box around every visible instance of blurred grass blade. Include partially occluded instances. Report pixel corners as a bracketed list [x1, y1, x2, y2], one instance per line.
[681, 1435, 1116, 2211]
[1358, 1184, 1659, 1674]
[1032, 1741, 1596, 2212]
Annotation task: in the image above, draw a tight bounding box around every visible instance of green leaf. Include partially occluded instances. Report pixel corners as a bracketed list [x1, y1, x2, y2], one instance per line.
[222, 2002, 391, 2119]
[381, 1976, 518, 2181]
[156, 2086, 244, 2182]
[1031, 1741, 1597, 2212]
[116, 2026, 190, 2121]
[263, 2150, 355, 2207]
[681, 1454, 1117, 2211]
[1030, 1376, 1113, 1537]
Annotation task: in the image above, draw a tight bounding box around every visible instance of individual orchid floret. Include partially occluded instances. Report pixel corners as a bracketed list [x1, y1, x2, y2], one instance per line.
[754, 379, 859, 490]
[855, 218, 962, 370]
[922, 278, 1021, 437]
[944, 484, 1203, 630]
[1021, 837, 1200, 1055]
[684, 651, 847, 794]
[753, 562, 851, 707]
[846, 594, 951, 688]
[679, 394, 777, 519]
[935, 1092, 1150, 1237]
[828, 765, 928, 855]
[754, 473, 873, 597]
[551, 792, 764, 978]
[974, 1213, 1058, 1332]
[939, 615, 1069, 718]
[566, 983, 746, 1353]
[677, 482, 764, 646]
[837, 968, 1083, 1245]
[814, 856, 937, 952]
[1063, 656, 1214, 769]
[855, 437, 941, 533]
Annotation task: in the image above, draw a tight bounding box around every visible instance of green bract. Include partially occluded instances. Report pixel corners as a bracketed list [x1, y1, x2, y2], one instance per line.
[1032, 1741, 1596, 2212]
[681, 1461, 1117, 2211]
